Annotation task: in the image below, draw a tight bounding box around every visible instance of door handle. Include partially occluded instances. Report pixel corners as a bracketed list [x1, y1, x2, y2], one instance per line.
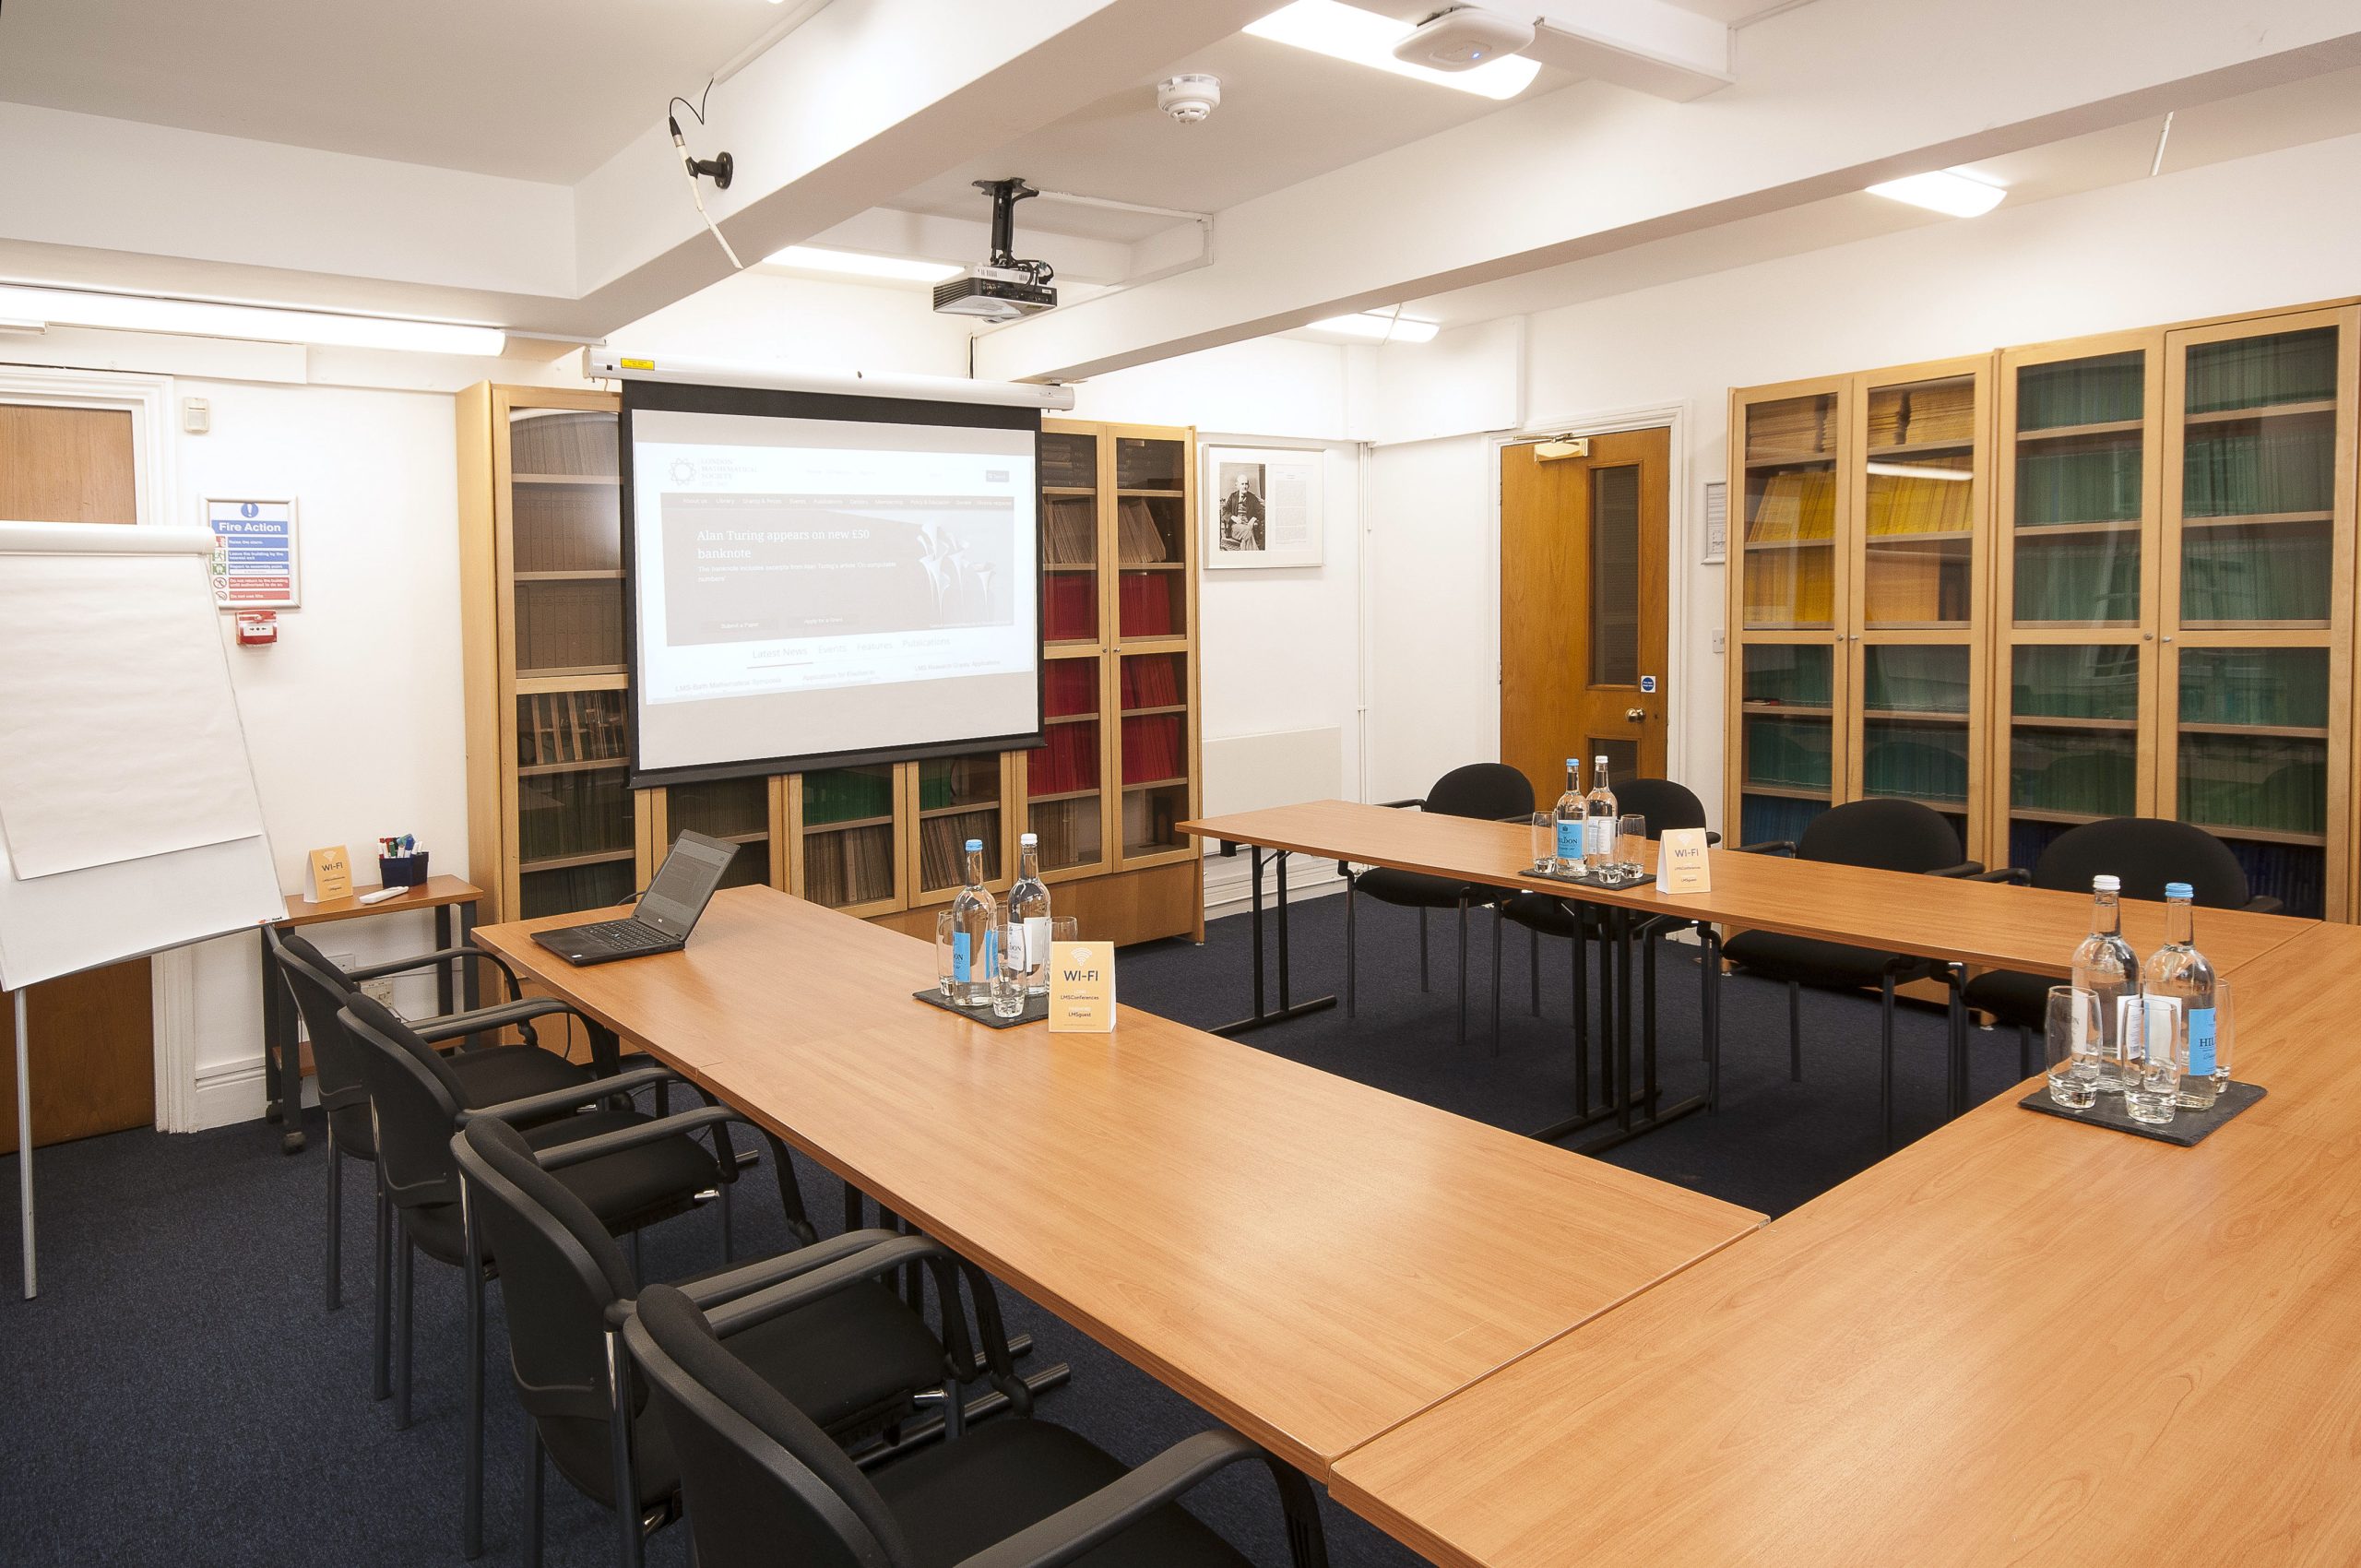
[1625, 707, 1646, 722]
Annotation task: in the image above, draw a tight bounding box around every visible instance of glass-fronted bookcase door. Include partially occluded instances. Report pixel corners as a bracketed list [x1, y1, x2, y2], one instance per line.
[2158, 305, 2355, 920]
[1728, 377, 1849, 846]
[1990, 331, 2166, 882]
[1845, 357, 1990, 861]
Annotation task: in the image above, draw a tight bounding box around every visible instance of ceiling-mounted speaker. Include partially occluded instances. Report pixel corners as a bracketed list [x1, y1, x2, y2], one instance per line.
[1393, 6, 1536, 71]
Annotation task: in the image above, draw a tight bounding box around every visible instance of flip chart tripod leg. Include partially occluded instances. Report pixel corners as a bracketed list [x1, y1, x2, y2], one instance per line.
[17, 988, 33, 1300]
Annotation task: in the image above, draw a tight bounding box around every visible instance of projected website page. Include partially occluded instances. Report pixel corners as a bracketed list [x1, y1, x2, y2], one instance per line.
[631, 408, 1039, 774]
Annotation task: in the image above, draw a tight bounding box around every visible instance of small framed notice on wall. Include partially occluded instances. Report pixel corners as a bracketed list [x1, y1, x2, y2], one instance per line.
[1204, 445, 1323, 569]
[205, 497, 300, 610]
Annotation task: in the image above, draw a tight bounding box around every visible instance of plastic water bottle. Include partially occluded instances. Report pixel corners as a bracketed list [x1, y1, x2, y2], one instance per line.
[1007, 833, 1051, 996]
[2143, 882, 2219, 1110]
[2070, 874, 2140, 1092]
[949, 839, 997, 1007]
[1551, 758, 1584, 875]
[1583, 755, 1619, 872]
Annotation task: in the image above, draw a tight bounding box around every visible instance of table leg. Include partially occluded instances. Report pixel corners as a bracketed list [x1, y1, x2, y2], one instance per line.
[1211, 844, 1338, 1038]
[458, 900, 481, 1011]
[1560, 912, 1714, 1155]
[433, 904, 456, 1018]
[259, 927, 305, 1154]
[16, 988, 33, 1299]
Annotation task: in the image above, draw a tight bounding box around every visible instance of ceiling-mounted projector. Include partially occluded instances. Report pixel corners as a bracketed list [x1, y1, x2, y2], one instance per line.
[1394, 6, 1536, 70]
[932, 177, 1059, 322]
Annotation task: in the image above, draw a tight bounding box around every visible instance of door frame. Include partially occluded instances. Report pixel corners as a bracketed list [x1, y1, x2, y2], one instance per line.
[0, 363, 196, 1133]
[1488, 400, 1694, 783]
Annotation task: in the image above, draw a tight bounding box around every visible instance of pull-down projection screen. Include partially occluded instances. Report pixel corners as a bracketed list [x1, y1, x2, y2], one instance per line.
[623, 380, 1041, 785]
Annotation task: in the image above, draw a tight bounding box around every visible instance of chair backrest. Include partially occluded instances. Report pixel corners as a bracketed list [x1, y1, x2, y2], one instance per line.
[2032, 816, 2252, 908]
[1612, 778, 1708, 840]
[267, 929, 377, 1150]
[338, 990, 476, 1210]
[455, 1118, 641, 1425]
[627, 1282, 909, 1568]
[1425, 763, 1534, 823]
[1795, 798, 1963, 873]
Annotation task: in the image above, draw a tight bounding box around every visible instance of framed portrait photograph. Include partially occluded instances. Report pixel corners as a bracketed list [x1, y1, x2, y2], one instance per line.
[1203, 445, 1322, 569]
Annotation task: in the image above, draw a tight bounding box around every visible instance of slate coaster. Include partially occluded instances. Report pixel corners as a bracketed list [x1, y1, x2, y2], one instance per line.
[1522, 865, 1657, 893]
[2017, 1079, 2267, 1146]
[910, 987, 1047, 1028]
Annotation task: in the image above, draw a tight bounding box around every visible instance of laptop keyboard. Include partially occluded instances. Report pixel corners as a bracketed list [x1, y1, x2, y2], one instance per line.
[570, 921, 671, 954]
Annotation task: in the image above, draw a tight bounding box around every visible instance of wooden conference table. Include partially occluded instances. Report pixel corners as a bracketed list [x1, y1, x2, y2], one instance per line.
[473, 885, 1762, 1481]
[1334, 918, 2361, 1566]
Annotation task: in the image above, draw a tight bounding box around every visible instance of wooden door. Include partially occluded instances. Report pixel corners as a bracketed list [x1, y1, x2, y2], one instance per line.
[1500, 427, 1672, 806]
[0, 401, 157, 1154]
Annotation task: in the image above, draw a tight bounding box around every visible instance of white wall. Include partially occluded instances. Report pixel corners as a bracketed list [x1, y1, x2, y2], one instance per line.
[614, 269, 974, 376]
[1068, 339, 1364, 910]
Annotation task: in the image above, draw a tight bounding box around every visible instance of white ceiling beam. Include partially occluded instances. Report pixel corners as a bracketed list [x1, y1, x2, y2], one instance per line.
[1525, 0, 1732, 101]
[975, 0, 2361, 385]
[563, 0, 1273, 334]
[798, 208, 1140, 285]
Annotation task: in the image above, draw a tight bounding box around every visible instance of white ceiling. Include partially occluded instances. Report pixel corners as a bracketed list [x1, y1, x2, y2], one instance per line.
[1395, 59, 2361, 329]
[0, 0, 801, 183]
[889, 30, 1576, 244]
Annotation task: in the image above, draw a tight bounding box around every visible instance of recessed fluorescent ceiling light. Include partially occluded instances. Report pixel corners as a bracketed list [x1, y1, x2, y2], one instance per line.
[1865, 168, 2007, 218]
[0, 283, 504, 354]
[1246, 0, 1540, 100]
[1308, 310, 1441, 343]
[766, 245, 965, 283]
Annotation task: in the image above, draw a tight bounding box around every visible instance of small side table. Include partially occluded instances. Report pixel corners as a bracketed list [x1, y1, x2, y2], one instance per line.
[260, 875, 484, 1154]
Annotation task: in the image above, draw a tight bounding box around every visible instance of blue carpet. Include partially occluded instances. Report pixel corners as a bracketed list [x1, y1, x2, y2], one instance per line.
[0, 889, 2036, 1565]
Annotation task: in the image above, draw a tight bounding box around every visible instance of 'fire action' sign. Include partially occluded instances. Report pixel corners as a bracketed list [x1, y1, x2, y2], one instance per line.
[206, 498, 300, 610]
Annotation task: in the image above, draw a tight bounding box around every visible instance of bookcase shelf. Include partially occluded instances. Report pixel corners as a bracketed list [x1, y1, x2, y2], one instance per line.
[462, 395, 1204, 943]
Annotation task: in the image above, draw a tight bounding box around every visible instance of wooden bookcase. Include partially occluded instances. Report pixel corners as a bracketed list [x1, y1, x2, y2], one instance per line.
[1727, 298, 2360, 921]
[458, 391, 1204, 946]
[1726, 357, 1996, 864]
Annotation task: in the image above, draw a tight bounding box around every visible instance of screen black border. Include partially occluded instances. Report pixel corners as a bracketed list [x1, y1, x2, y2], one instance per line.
[619, 377, 1049, 791]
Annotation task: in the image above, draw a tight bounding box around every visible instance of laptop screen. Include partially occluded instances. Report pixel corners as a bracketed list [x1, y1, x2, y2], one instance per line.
[635, 830, 738, 938]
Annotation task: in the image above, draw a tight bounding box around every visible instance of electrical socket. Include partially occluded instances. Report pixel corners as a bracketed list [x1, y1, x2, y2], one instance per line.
[360, 977, 397, 1008]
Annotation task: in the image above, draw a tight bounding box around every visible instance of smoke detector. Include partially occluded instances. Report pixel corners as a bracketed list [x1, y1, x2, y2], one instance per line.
[1394, 6, 1536, 71]
[1157, 74, 1222, 125]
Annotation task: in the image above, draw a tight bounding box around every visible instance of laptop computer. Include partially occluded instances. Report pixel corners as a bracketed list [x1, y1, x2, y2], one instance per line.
[532, 829, 738, 966]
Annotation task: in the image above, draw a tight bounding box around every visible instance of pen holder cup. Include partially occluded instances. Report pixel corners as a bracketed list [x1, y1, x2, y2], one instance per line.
[378, 852, 429, 889]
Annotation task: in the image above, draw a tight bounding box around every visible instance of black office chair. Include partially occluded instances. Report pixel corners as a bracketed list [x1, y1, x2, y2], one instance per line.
[339, 989, 749, 1558]
[267, 928, 597, 1396]
[1723, 798, 1980, 1147]
[1341, 762, 1534, 1047]
[1497, 778, 1719, 1095]
[456, 1114, 987, 1568]
[625, 1273, 1331, 1568]
[1963, 816, 2284, 1074]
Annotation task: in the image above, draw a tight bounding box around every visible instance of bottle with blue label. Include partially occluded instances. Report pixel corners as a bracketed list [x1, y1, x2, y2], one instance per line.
[948, 838, 998, 1008]
[1551, 758, 1584, 875]
[2142, 881, 2219, 1110]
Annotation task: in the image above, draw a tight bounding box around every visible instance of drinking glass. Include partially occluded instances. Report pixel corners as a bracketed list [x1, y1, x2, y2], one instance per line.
[934, 910, 956, 999]
[2123, 997, 2183, 1125]
[1529, 812, 1554, 872]
[991, 920, 1026, 1018]
[1618, 813, 1647, 872]
[2043, 985, 2102, 1110]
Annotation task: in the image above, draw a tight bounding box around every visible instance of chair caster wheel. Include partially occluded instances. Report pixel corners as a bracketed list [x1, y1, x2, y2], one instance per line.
[282, 1131, 306, 1154]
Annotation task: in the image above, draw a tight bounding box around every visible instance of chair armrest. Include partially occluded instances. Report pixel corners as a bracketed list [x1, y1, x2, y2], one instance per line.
[413, 996, 583, 1044]
[528, 1103, 741, 1171]
[1377, 796, 1424, 810]
[1735, 840, 1795, 856]
[1705, 830, 1722, 846]
[1927, 861, 1987, 879]
[600, 1228, 910, 1334]
[952, 1431, 1272, 1568]
[1966, 866, 2029, 885]
[342, 945, 523, 1001]
[699, 1233, 977, 1377]
[2244, 895, 2286, 915]
[453, 1064, 683, 1128]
